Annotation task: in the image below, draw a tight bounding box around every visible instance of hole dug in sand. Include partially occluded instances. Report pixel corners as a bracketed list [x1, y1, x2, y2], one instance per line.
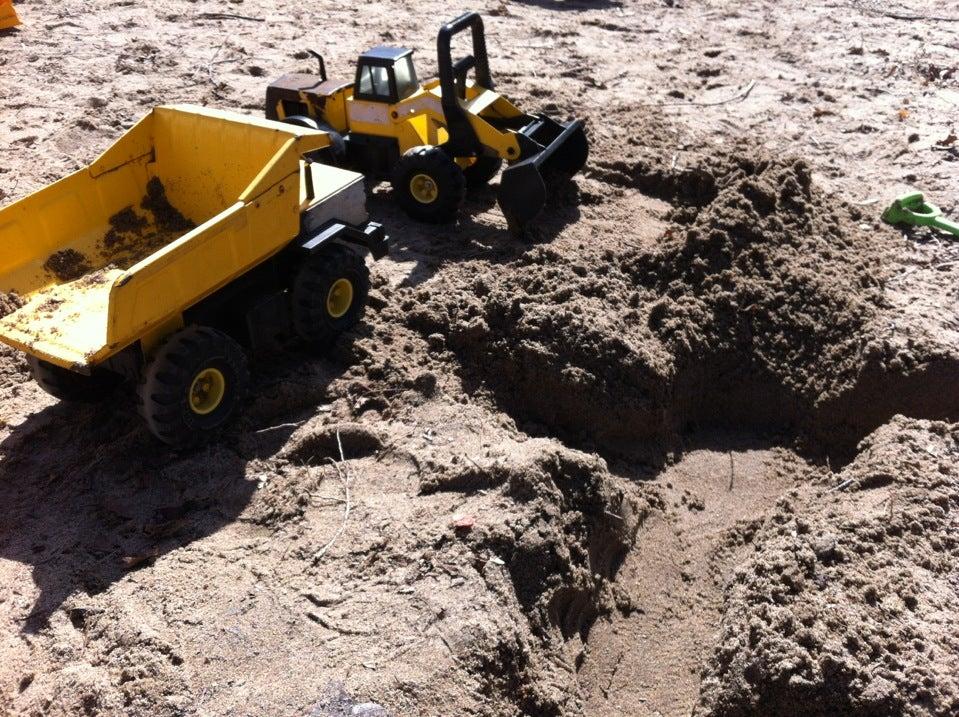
[396, 146, 959, 715]
[407, 149, 959, 463]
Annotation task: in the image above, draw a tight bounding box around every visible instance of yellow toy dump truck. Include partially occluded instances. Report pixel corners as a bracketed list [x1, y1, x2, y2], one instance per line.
[0, 105, 386, 447]
[265, 11, 589, 231]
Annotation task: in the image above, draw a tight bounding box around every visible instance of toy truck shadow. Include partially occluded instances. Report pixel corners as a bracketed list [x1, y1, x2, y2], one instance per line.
[0, 397, 276, 633]
[0, 322, 366, 632]
[367, 185, 583, 290]
[0, 105, 388, 448]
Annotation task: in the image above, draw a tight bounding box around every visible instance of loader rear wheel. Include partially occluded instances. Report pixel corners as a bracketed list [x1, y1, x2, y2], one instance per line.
[462, 155, 503, 188]
[391, 146, 466, 223]
[291, 244, 370, 348]
[282, 115, 346, 165]
[28, 356, 120, 403]
[138, 326, 248, 448]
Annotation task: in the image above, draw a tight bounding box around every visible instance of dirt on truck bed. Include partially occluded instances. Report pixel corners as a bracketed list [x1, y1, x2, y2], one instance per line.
[1, 1, 959, 716]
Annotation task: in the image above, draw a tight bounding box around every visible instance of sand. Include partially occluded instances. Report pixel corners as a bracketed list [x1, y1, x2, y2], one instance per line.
[1, 1, 958, 716]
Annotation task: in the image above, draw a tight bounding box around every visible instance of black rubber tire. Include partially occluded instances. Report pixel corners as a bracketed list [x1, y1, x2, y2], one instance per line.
[282, 115, 318, 130]
[138, 326, 249, 448]
[391, 146, 466, 223]
[462, 155, 503, 188]
[282, 115, 346, 165]
[28, 356, 121, 403]
[291, 244, 370, 348]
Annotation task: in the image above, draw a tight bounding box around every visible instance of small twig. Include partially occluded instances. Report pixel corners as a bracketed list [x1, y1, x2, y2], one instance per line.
[198, 12, 265, 22]
[691, 80, 757, 107]
[727, 451, 735, 492]
[434, 628, 462, 664]
[312, 430, 351, 563]
[844, 5, 959, 22]
[310, 495, 348, 506]
[830, 478, 855, 492]
[601, 651, 625, 698]
[254, 421, 304, 434]
[306, 611, 371, 635]
[639, 80, 757, 108]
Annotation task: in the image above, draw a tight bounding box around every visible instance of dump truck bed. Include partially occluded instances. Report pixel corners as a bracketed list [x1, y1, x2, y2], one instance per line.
[0, 105, 361, 370]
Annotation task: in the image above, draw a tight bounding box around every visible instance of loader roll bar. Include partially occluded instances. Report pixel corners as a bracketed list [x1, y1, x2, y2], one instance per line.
[437, 11, 492, 156]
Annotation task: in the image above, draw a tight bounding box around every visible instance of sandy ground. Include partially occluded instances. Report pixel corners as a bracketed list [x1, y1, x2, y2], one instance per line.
[1, 1, 959, 716]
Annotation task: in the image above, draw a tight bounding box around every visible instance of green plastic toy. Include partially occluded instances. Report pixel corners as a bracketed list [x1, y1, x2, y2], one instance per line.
[882, 192, 959, 238]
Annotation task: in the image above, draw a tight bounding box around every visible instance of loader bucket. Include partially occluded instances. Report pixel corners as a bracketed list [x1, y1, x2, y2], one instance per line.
[0, 0, 21, 29]
[498, 116, 588, 230]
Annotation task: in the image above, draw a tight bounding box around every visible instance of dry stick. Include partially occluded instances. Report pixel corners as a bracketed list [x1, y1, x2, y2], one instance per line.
[254, 421, 304, 434]
[602, 650, 625, 698]
[198, 12, 265, 22]
[847, 6, 959, 22]
[313, 430, 351, 563]
[830, 477, 855, 492]
[636, 80, 757, 108]
[889, 260, 959, 283]
[727, 451, 735, 492]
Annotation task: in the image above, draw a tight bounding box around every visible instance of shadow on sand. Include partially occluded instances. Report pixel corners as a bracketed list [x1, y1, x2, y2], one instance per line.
[0, 344, 357, 633]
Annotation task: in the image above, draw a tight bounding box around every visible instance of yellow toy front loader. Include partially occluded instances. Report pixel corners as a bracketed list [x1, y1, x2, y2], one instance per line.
[265, 11, 588, 231]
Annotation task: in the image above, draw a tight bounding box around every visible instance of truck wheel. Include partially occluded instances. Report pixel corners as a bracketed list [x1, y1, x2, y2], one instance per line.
[138, 326, 249, 448]
[391, 146, 466, 223]
[283, 115, 346, 166]
[462, 156, 503, 188]
[28, 356, 120, 403]
[291, 244, 370, 347]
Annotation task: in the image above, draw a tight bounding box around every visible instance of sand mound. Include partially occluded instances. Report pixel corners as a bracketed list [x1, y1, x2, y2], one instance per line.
[698, 416, 959, 716]
[405, 149, 911, 459]
[428, 441, 646, 714]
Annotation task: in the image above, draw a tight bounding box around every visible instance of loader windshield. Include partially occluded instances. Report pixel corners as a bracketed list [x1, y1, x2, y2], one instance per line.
[393, 56, 418, 100]
[357, 65, 391, 100]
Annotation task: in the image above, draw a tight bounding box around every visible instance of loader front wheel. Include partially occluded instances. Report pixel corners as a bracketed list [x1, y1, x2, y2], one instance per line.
[391, 146, 466, 223]
[462, 155, 503, 188]
[291, 244, 370, 348]
[28, 356, 120, 403]
[138, 326, 249, 448]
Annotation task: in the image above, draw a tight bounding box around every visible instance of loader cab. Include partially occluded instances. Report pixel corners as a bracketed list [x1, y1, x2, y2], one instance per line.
[353, 47, 419, 104]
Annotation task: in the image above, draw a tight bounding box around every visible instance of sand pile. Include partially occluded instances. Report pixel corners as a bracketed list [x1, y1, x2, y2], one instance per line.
[405, 149, 896, 458]
[698, 416, 959, 716]
[100, 178, 196, 268]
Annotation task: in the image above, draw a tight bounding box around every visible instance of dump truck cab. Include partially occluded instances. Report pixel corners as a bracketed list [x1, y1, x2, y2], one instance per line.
[265, 11, 589, 231]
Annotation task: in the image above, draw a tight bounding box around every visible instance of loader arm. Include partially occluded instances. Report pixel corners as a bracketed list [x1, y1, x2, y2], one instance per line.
[433, 11, 589, 230]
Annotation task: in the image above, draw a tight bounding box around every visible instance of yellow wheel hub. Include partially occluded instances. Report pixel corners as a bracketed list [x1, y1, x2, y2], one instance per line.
[409, 173, 439, 204]
[188, 368, 226, 416]
[326, 278, 354, 319]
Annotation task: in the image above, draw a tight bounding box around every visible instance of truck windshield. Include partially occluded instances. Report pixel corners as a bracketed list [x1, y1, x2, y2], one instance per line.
[393, 56, 418, 100]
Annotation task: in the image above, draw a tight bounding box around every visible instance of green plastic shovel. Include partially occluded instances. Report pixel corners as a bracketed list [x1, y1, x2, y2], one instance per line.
[882, 192, 959, 238]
